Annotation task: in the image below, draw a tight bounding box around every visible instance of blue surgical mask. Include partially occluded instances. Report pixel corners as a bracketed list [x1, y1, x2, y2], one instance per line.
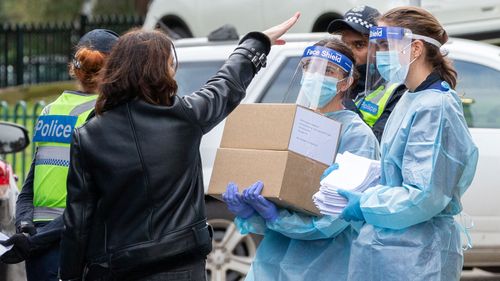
[376, 50, 409, 83]
[300, 73, 340, 108]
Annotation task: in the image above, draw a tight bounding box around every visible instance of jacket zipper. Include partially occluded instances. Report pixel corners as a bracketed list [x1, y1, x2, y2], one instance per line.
[126, 103, 153, 240]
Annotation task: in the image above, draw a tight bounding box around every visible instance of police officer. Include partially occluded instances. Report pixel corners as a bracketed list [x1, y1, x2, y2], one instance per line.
[0, 29, 118, 281]
[328, 5, 405, 141]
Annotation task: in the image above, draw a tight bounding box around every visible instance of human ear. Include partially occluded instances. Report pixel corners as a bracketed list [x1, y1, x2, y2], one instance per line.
[412, 40, 425, 61]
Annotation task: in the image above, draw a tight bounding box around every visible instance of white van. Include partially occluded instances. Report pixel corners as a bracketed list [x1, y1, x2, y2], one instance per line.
[169, 33, 500, 280]
[143, 0, 500, 41]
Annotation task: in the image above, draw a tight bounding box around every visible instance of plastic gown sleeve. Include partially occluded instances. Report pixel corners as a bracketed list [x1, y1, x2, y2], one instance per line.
[236, 209, 349, 240]
[235, 214, 267, 235]
[337, 115, 380, 161]
[360, 94, 478, 230]
[267, 209, 349, 240]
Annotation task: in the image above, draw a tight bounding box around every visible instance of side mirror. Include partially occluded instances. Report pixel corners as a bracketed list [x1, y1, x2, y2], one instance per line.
[0, 121, 30, 154]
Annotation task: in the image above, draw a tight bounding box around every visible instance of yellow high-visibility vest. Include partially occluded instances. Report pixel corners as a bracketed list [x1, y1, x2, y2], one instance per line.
[356, 83, 399, 127]
[32, 91, 96, 222]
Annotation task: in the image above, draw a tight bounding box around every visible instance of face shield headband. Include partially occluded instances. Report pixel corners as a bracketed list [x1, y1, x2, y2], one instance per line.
[366, 26, 442, 85]
[302, 46, 354, 77]
[369, 26, 442, 48]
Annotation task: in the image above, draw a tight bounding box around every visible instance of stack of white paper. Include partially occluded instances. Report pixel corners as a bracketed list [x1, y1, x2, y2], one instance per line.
[312, 152, 381, 215]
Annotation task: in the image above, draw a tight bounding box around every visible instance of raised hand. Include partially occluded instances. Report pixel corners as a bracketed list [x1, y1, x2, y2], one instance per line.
[262, 12, 301, 45]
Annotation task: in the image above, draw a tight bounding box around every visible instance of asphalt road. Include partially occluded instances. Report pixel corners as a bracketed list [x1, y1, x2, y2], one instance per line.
[461, 269, 500, 280]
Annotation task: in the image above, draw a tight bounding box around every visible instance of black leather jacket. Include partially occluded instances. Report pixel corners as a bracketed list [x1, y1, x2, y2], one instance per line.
[59, 32, 271, 281]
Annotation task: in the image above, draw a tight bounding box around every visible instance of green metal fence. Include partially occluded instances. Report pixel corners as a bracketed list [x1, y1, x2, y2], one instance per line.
[0, 15, 144, 88]
[0, 14, 145, 182]
[0, 100, 46, 182]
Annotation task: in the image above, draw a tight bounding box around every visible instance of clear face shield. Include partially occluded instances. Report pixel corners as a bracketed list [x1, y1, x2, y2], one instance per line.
[287, 46, 353, 111]
[364, 26, 413, 95]
[364, 26, 444, 95]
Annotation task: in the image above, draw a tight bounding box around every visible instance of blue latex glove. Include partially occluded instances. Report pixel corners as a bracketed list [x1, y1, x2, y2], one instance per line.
[222, 182, 255, 219]
[242, 181, 279, 222]
[320, 163, 339, 181]
[337, 189, 365, 222]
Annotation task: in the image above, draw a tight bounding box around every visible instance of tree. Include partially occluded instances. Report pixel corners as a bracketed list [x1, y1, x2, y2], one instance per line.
[135, 0, 150, 17]
[2, 0, 84, 23]
[88, 0, 141, 17]
[0, 2, 6, 22]
[0, 0, 145, 23]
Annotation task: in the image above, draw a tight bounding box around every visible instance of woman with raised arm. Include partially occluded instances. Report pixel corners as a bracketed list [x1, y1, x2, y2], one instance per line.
[59, 13, 300, 281]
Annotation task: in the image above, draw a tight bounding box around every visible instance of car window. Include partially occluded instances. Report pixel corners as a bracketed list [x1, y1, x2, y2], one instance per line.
[454, 60, 500, 128]
[259, 56, 301, 103]
[175, 61, 225, 96]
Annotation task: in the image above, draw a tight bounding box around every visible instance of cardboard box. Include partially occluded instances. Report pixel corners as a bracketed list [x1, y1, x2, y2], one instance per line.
[221, 104, 341, 166]
[209, 103, 341, 215]
[208, 148, 327, 216]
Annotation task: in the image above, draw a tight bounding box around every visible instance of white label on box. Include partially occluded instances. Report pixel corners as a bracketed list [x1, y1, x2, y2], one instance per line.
[288, 107, 341, 165]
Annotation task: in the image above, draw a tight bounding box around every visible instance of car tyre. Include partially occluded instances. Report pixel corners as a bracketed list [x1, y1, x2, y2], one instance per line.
[205, 199, 262, 281]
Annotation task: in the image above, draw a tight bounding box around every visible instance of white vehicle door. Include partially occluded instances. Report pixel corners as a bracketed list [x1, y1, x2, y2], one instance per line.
[423, 0, 500, 24]
[262, 0, 322, 33]
[198, 0, 264, 37]
[262, 0, 356, 33]
[452, 57, 500, 249]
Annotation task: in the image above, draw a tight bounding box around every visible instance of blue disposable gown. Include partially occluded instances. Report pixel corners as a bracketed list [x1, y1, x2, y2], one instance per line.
[236, 110, 380, 281]
[348, 87, 478, 281]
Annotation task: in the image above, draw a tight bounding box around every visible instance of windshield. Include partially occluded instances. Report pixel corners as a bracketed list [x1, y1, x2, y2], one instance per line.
[175, 60, 225, 96]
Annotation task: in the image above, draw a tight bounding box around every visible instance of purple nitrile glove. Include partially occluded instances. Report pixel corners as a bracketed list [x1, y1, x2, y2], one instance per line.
[337, 189, 365, 222]
[222, 182, 255, 219]
[242, 181, 279, 222]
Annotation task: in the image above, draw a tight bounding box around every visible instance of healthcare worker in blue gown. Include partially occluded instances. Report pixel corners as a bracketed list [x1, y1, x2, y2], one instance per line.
[338, 6, 479, 281]
[222, 38, 380, 281]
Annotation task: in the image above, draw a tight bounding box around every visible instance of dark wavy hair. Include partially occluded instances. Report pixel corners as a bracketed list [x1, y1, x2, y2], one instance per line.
[95, 29, 178, 115]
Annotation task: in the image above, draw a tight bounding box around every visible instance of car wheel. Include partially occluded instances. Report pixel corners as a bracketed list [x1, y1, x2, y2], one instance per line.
[205, 199, 261, 281]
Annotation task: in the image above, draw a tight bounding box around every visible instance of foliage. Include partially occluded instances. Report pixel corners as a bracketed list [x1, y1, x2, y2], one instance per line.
[2, 0, 84, 23]
[0, 81, 77, 104]
[0, 81, 77, 183]
[0, 0, 140, 23]
[94, 0, 139, 16]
